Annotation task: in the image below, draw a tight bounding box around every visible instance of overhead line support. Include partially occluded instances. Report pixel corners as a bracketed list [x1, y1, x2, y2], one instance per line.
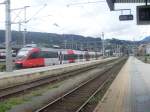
[5, 0, 13, 72]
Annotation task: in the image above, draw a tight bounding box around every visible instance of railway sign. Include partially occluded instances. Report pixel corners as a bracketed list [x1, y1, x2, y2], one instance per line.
[137, 5, 150, 25]
[119, 14, 133, 21]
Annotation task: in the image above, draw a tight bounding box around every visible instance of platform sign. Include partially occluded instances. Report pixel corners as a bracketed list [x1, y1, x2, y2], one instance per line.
[137, 5, 150, 25]
[119, 14, 133, 21]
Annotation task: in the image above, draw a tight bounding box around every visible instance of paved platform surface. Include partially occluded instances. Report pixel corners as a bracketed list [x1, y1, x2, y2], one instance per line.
[94, 56, 150, 112]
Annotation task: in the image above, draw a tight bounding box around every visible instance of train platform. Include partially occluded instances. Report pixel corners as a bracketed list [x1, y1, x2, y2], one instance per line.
[94, 56, 150, 112]
[0, 57, 117, 90]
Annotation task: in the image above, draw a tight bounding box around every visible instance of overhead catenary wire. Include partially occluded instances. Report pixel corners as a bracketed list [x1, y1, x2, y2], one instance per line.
[67, 0, 105, 7]
[24, 14, 53, 23]
[11, 2, 48, 24]
[26, 3, 47, 23]
[21, 24, 44, 31]
[12, 9, 23, 22]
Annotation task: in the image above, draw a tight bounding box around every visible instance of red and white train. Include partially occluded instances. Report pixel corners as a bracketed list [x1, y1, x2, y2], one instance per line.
[15, 45, 102, 68]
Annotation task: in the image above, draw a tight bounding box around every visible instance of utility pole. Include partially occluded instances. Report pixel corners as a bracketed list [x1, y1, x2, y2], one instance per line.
[80, 43, 83, 50]
[18, 22, 21, 31]
[23, 6, 29, 46]
[75, 43, 78, 50]
[133, 38, 136, 56]
[102, 32, 105, 57]
[145, 0, 148, 6]
[15, 22, 21, 46]
[4, 4, 30, 71]
[87, 41, 89, 51]
[94, 41, 97, 51]
[72, 38, 74, 49]
[5, 0, 13, 72]
[64, 40, 67, 49]
[23, 28, 26, 46]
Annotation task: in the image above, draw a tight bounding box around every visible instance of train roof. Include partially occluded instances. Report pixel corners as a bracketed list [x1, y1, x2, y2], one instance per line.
[20, 47, 36, 51]
[20, 46, 101, 54]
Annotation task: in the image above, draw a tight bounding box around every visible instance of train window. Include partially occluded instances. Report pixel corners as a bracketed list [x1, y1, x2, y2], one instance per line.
[63, 55, 68, 60]
[49, 52, 58, 58]
[79, 54, 84, 59]
[39, 51, 58, 58]
[64, 54, 78, 60]
[17, 50, 29, 59]
[29, 52, 39, 59]
[17, 50, 28, 57]
[38, 51, 45, 58]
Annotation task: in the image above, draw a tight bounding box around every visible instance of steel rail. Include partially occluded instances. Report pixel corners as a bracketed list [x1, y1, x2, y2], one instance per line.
[75, 75, 110, 112]
[35, 66, 112, 112]
[75, 59, 126, 112]
[35, 58, 126, 112]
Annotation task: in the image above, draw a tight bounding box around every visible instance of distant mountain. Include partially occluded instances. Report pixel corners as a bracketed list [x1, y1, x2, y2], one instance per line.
[142, 36, 150, 42]
[0, 30, 135, 53]
[0, 30, 102, 50]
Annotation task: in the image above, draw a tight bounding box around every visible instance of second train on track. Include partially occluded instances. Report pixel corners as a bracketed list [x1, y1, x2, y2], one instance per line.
[15, 44, 102, 68]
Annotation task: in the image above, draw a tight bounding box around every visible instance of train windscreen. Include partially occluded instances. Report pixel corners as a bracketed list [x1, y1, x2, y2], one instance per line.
[16, 50, 29, 59]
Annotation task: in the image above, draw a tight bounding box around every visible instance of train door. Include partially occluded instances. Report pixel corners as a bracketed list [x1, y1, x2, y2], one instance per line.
[95, 52, 98, 60]
[85, 51, 90, 61]
[77, 53, 80, 62]
[67, 50, 76, 63]
[43, 51, 59, 66]
[83, 51, 85, 61]
[61, 51, 67, 64]
[58, 51, 63, 64]
[76, 51, 83, 62]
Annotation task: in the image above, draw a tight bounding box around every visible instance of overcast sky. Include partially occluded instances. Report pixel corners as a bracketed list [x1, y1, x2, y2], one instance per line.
[0, 0, 150, 41]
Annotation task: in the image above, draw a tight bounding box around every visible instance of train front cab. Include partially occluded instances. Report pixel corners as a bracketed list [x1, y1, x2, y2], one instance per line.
[15, 48, 44, 68]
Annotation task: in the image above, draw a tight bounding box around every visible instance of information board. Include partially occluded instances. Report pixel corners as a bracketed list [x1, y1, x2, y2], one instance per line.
[137, 5, 150, 25]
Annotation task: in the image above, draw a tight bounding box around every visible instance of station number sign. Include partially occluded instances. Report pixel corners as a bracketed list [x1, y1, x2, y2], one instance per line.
[119, 14, 133, 21]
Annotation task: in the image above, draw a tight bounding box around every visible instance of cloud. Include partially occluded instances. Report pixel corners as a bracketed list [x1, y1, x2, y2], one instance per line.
[0, 0, 150, 41]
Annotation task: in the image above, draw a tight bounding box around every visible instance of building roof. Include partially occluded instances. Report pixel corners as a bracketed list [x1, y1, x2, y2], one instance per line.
[115, 0, 150, 3]
[106, 0, 150, 10]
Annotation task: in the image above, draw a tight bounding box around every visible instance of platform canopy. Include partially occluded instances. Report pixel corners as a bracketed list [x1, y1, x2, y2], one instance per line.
[106, 0, 150, 10]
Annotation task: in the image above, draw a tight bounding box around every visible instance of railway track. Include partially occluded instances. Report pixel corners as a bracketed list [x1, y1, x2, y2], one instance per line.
[35, 58, 127, 112]
[76, 58, 126, 112]
[0, 59, 118, 100]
